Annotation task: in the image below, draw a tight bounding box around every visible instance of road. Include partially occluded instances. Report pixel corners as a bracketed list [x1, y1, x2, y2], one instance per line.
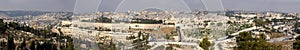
[148, 42, 202, 50]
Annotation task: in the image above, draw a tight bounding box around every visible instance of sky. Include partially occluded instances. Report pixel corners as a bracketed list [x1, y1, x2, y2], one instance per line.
[114, 0, 195, 12]
[0, 0, 300, 13]
[0, 0, 75, 12]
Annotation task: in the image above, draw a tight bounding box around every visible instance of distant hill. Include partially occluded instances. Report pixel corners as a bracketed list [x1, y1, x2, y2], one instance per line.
[0, 10, 73, 17]
[143, 8, 165, 12]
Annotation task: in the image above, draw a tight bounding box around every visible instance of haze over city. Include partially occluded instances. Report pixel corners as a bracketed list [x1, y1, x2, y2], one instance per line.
[0, 0, 300, 13]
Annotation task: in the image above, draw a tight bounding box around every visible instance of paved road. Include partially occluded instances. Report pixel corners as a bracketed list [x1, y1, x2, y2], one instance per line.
[230, 26, 262, 36]
[149, 42, 202, 50]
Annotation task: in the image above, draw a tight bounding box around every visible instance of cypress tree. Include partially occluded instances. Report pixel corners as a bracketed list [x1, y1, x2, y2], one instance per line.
[8, 35, 15, 50]
[30, 41, 36, 50]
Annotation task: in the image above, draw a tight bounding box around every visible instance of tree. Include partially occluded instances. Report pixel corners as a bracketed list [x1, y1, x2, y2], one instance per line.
[199, 38, 211, 50]
[253, 19, 268, 26]
[20, 38, 26, 50]
[0, 19, 7, 33]
[7, 35, 15, 50]
[236, 32, 253, 42]
[129, 31, 151, 50]
[8, 22, 20, 29]
[0, 20, 74, 50]
[97, 36, 117, 50]
[293, 36, 300, 50]
[66, 42, 74, 50]
[30, 41, 36, 50]
[236, 32, 281, 50]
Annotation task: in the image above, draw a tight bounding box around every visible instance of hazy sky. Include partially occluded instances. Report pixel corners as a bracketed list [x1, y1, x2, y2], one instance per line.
[0, 0, 300, 13]
[0, 0, 75, 12]
[223, 0, 300, 13]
